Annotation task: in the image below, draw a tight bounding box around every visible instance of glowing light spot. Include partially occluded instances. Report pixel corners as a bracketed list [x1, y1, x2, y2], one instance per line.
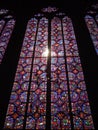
[42, 49, 49, 57]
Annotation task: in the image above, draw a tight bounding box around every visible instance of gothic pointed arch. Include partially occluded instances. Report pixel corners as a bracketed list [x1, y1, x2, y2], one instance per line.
[4, 7, 94, 129]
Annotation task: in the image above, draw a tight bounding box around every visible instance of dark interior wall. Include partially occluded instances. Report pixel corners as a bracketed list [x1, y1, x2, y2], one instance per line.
[0, 0, 97, 16]
[0, 0, 98, 129]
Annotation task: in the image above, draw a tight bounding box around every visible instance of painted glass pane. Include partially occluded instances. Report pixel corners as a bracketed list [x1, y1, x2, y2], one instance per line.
[0, 20, 5, 33]
[26, 17, 48, 129]
[85, 15, 98, 54]
[4, 18, 38, 129]
[51, 17, 71, 129]
[0, 19, 15, 63]
[63, 16, 94, 129]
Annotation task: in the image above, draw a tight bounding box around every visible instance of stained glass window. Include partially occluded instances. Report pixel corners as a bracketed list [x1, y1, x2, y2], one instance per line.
[51, 17, 71, 129]
[4, 7, 94, 129]
[0, 9, 15, 63]
[85, 3, 98, 55]
[85, 15, 98, 55]
[0, 20, 5, 33]
[63, 16, 94, 129]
